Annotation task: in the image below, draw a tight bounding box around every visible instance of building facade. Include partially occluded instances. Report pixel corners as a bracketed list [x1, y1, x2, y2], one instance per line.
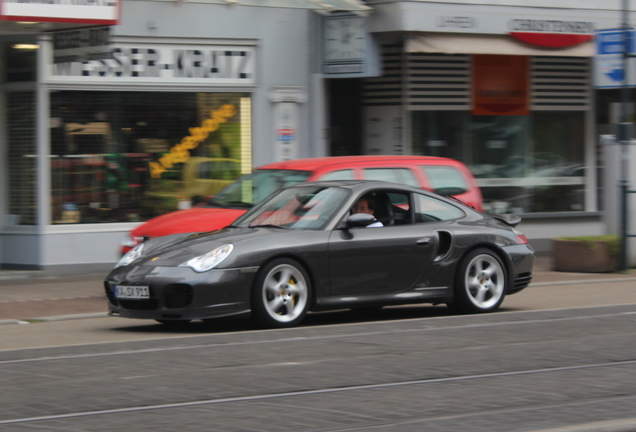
[1, 0, 635, 272]
[0, 0, 365, 272]
[324, 0, 633, 254]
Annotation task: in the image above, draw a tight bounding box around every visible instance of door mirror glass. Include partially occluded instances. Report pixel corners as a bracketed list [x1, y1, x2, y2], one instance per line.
[345, 213, 376, 228]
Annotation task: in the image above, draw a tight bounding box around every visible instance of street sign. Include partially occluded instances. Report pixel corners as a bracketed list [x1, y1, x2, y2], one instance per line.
[595, 28, 636, 88]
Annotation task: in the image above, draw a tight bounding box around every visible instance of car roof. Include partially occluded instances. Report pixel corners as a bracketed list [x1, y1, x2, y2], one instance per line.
[258, 155, 459, 171]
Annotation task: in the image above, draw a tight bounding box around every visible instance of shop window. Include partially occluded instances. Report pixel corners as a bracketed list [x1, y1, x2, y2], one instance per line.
[6, 91, 37, 225]
[50, 91, 251, 224]
[411, 111, 466, 161]
[468, 113, 586, 214]
[4, 43, 37, 82]
[410, 111, 586, 214]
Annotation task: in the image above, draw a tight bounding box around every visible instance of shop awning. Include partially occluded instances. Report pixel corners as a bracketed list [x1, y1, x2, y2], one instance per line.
[406, 33, 595, 57]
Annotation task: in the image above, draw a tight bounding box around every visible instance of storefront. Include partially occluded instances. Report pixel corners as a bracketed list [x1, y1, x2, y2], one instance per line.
[44, 39, 256, 222]
[2, 34, 259, 270]
[355, 0, 630, 250]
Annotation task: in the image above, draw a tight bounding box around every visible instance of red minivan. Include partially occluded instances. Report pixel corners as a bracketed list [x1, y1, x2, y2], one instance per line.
[120, 156, 482, 255]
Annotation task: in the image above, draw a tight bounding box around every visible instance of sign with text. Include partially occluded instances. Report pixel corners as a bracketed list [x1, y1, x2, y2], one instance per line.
[53, 27, 112, 64]
[472, 55, 529, 116]
[0, 0, 119, 24]
[508, 19, 594, 48]
[595, 28, 636, 88]
[274, 102, 299, 162]
[45, 42, 256, 86]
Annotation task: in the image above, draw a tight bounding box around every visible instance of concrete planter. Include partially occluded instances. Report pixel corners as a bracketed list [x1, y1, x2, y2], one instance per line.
[552, 237, 619, 273]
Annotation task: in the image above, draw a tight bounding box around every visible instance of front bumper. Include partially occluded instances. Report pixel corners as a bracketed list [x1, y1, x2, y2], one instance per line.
[104, 265, 258, 321]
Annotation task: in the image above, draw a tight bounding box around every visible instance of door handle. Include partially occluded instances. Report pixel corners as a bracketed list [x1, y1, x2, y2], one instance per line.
[416, 237, 431, 245]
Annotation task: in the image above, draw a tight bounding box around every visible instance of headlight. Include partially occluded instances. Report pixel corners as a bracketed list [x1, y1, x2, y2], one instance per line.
[179, 244, 234, 272]
[120, 232, 143, 255]
[115, 242, 145, 268]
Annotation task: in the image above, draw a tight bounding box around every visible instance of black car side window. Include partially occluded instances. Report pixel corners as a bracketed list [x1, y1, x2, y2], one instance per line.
[355, 190, 413, 227]
[414, 193, 464, 223]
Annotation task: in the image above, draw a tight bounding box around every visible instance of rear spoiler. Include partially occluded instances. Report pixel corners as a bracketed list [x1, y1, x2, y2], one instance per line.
[490, 214, 522, 227]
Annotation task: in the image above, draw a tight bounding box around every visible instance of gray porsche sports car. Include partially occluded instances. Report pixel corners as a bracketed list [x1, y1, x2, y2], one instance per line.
[105, 180, 534, 328]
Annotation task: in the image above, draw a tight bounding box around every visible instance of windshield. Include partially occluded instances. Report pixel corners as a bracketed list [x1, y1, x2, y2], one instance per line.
[234, 185, 349, 230]
[209, 169, 312, 208]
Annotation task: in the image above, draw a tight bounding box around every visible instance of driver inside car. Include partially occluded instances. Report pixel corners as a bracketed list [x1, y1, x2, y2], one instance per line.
[352, 194, 383, 228]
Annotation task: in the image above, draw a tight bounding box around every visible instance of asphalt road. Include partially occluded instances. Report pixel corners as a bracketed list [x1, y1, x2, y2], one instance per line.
[2, 259, 636, 431]
[1, 303, 636, 431]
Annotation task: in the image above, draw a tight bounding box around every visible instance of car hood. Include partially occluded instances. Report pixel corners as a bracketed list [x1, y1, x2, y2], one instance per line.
[128, 226, 298, 268]
[131, 207, 247, 238]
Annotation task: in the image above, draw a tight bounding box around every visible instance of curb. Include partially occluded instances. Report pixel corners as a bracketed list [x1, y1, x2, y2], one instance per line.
[1, 276, 634, 325]
[532, 276, 636, 287]
[0, 313, 107, 325]
[527, 417, 636, 432]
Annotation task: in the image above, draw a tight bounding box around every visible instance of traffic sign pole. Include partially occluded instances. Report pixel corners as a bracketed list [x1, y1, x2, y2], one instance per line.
[620, 0, 633, 271]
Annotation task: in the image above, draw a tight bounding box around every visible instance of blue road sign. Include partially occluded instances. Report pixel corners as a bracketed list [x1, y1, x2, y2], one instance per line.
[596, 28, 636, 88]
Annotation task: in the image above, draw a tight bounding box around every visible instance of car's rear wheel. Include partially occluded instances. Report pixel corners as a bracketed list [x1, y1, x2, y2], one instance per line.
[252, 258, 311, 328]
[452, 248, 507, 313]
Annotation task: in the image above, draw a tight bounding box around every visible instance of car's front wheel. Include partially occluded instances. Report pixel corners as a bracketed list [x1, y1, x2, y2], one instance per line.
[452, 248, 507, 313]
[251, 258, 311, 328]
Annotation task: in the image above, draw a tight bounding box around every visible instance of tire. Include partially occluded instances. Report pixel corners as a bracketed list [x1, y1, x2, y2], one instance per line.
[251, 258, 311, 328]
[452, 248, 507, 314]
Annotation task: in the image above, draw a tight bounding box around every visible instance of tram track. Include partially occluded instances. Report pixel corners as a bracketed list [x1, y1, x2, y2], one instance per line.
[2, 308, 635, 365]
[2, 305, 636, 430]
[2, 357, 636, 426]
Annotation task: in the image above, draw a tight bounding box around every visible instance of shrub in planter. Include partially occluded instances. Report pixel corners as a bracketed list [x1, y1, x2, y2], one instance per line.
[552, 235, 620, 273]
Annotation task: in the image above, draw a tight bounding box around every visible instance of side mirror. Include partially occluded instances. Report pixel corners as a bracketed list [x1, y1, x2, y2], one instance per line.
[344, 213, 377, 228]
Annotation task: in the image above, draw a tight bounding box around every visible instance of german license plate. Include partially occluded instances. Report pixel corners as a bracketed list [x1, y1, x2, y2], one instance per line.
[114, 285, 149, 299]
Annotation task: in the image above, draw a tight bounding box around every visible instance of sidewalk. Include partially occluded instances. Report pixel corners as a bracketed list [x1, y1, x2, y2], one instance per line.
[530, 254, 636, 284]
[0, 255, 635, 324]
